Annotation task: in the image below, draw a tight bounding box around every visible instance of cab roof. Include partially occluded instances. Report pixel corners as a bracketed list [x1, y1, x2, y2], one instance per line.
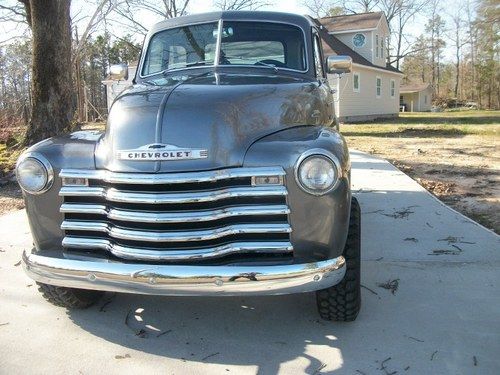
[150, 11, 315, 34]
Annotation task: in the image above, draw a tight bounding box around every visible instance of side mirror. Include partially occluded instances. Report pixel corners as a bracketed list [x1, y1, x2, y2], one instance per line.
[326, 55, 352, 74]
[109, 63, 129, 81]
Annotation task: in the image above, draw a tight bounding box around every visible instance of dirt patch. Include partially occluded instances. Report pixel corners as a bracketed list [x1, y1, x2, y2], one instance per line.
[345, 132, 499, 234]
[0, 181, 24, 214]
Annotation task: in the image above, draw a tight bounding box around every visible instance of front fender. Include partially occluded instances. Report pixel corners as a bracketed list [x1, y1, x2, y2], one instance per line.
[243, 126, 351, 262]
[20, 131, 102, 252]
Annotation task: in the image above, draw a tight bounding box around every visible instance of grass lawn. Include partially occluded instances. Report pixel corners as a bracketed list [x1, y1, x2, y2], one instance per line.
[342, 110, 499, 233]
[341, 110, 499, 136]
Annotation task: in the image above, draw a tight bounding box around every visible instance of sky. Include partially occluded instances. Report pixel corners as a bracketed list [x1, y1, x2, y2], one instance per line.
[189, 0, 307, 14]
[1, 0, 462, 62]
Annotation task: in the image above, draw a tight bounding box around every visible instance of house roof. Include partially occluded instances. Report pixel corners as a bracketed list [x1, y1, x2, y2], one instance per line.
[400, 83, 430, 94]
[312, 18, 402, 74]
[319, 12, 384, 33]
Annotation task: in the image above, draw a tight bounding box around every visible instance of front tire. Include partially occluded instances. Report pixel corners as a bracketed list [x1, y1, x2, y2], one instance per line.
[37, 283, 103, 309]
[316, 197, 361, 321]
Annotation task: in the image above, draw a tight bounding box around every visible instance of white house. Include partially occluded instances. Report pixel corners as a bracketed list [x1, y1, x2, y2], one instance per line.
[318, 12, 403, 122]
[400, 83, 432, 112]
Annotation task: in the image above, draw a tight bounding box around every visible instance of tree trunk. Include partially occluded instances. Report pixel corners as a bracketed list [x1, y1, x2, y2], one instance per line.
[395, 19, 403, 70]
[22, 0, 74, 146]
[455, 50, 460, 98]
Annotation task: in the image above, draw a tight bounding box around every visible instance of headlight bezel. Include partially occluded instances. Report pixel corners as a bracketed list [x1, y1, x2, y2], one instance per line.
[16, 152, 54, 195]
[294, 149, 342, 196]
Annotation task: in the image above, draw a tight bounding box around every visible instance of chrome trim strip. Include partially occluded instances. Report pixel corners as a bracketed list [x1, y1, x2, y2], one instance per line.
[22, 249, 346, 296]
[60, 203, 108, 215]
[59, 185, 288, 204]
[59, 186, 104, 197]
[60, 167, 286, 185]
[214, 19, 223, 67]
[61, 203, 290, 223]
[61, 221, 292, 242]
[62, 237, 293, 261]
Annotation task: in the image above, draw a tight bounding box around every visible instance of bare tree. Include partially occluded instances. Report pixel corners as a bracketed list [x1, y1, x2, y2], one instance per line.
[341, 0, 379, 14]
[213, 0, 269, 10]
[112, 0, 149, 36]
[0, 1, 30, 44]
[127, 0, 190, 18]
[425, 0, 446, 97]
[72, 0, 118, 63]
[18, 0, 75, 145]
[112, 0, 191, 37]
[382, 0, 430, 69]
[464, 0, 477, 101]
[0, 1, 26, 23]
[448, 7, 467, 98]
[301, 0, 338, 18]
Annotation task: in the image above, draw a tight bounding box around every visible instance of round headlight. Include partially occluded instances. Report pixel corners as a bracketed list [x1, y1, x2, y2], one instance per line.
[16, 154, 53, 194]
[296, 153, 340, 195]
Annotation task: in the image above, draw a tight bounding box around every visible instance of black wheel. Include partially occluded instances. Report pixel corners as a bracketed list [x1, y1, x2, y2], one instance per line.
[316, 197, 361, 321]
[37, 283, 103, 309]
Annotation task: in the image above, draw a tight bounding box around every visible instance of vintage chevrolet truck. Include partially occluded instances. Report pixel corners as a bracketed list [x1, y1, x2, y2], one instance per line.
[17, 11, 361, 321]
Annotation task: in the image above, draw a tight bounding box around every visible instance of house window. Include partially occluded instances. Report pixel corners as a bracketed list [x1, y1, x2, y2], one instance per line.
[376, 77, 381, 98]
[424, 95, 428, 104]
[381, 38, 384, 59]
[353, 73, 360, 92]
[375, 34, 379, 58]
[353, 33, 366, 48]
[390, 79, 395, 97]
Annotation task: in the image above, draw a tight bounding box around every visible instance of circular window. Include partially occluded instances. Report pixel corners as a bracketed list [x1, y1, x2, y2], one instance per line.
[353, 33, 366, 48]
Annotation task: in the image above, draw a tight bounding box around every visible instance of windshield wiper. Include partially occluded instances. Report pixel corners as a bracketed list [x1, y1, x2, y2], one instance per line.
[161, 59, 280, 75]
[221, 55, 280, 72]
[161, 61, 214, 76]
[254, 61, 279, 72]
[186, 60, 213, 67]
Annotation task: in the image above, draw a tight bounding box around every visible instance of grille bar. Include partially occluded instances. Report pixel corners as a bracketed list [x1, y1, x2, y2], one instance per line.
[61, 221, 292, 242]
[60, 185, 288, 204]
[60, 166, 285, 185]
[62, 236, 293, 261]
[61, 203, 290, 223]
[59, 166, 292, 263]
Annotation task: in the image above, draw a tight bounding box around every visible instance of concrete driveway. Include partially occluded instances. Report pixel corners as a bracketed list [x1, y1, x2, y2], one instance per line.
[0, 151, 498, 374]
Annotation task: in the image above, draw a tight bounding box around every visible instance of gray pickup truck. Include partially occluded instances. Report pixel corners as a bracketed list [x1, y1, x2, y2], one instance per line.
[17, 11, 361, 321]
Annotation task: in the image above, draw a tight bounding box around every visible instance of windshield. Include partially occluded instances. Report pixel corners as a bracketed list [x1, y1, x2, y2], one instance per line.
[142, 22, 218, 76]
[141, 21, 307, 76]
[219, 22, 306, 71]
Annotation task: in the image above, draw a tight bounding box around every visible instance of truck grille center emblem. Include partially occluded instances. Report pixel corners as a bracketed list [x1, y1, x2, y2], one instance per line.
[117, 143, 208, 161]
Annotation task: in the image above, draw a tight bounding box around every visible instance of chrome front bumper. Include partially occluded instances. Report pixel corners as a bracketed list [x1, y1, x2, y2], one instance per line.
[22, 249, 346, 296]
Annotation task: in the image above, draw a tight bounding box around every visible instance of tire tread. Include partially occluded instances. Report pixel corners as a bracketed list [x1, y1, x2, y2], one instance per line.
[37, 283, 103, 309]
[316, 197, 361, 321]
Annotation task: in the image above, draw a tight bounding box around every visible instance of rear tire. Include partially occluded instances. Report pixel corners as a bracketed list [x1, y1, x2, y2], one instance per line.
[37, 283, 103, 309]
[316, 197, 361, 321]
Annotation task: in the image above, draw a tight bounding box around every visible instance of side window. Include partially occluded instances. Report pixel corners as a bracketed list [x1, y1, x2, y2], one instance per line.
[390, 79, 395, 97]
[313, 34, 325, 78]
[375, 34, 379, 58]
[376, 77, 382, 98]
[353, 73, 360, 92]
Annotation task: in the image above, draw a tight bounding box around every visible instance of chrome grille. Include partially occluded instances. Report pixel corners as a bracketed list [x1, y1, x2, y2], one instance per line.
[59, 167, 292, 263]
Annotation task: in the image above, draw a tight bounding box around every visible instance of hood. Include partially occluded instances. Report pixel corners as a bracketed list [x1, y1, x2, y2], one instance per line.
[96, 72, 328, 172]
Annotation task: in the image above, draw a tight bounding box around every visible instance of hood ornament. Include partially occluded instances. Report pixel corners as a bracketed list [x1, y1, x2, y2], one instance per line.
[117, 143, 208, 161]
